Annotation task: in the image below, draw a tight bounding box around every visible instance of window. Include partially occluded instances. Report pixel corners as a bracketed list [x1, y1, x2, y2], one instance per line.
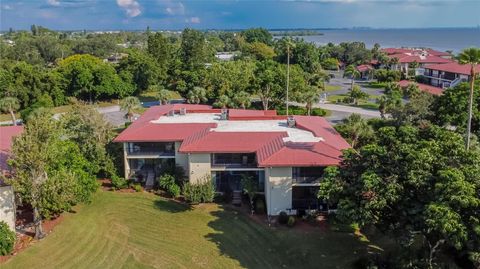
[212, 153, 256, 167]
[292, 167, 325, 184]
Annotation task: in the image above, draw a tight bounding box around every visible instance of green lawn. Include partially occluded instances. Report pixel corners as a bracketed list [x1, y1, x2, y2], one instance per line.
[327, 94, 380, 110]
[3, 191, 384, 269]
[324, 84, 342, 92]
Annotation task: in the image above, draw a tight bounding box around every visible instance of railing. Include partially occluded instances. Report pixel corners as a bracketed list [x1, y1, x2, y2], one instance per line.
[211, 162, 258, 169]
[127, 149, 175, 157]
[293, 176, 322, 184]
[450, 77, 467, 88]
[292, 199, 320, 210]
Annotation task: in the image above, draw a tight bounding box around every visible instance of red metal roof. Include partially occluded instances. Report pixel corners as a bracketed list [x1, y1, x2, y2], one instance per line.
[114, 123, 216, 142]
[356, 64, 373, 72]
[424, 62, 479, 76]
[398, 80, 443, 96]
[0, 126, 23, 152]
[228, 109, 286, 120]
[179, 132, 287, 153]
[114, 104, 215, 142]
[293, 116, 351, 150]
[258, 142, 343, 167]
[0, 126, 23, 175]
[388, 54, 452, 64]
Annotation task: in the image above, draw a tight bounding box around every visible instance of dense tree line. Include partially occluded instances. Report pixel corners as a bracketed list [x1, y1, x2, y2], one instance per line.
[1, 26, 384, 117]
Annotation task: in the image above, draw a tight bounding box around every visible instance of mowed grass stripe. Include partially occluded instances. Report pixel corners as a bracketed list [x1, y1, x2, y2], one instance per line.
[4, 191, 375, 269]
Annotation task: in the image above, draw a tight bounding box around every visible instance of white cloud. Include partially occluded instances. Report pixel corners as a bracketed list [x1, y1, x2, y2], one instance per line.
[165, 2, 185, 15]
[2, 4, 13, 10]
[47, 0, 61, 6]
[117, 0, 141, 18]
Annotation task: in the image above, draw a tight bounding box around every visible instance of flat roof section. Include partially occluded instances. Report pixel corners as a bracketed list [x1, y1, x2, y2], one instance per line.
[152, 113, 322, 143]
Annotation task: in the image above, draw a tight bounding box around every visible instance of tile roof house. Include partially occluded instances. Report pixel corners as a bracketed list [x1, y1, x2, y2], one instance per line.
[381, 48, 453, 76]
[115, 105, 350, 215]
[0, 125, 23, 179]
[421, 62, 479, 89]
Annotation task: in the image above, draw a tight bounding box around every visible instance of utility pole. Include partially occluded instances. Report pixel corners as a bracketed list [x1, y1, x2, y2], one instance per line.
[286, 44, 290, 117]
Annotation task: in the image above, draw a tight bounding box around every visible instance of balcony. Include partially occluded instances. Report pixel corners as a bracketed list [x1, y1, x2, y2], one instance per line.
[126, 142, 175, 158]
[211, 153, 257, 169]
[292, 167, 325, 184]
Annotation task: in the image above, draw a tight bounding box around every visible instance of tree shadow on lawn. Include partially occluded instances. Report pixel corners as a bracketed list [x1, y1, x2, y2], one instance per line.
[204, 205, 384, 269]
[153, 199, 192, 213]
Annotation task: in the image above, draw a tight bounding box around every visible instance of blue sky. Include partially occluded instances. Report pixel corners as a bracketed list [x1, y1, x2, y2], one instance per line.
[0, 0, 479, 30]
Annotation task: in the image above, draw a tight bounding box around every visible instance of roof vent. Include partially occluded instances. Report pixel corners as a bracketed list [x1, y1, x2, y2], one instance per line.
[168, 110, 175, 117]
[287, 116, 296, 128]
[220, 109, 228, 120]
[179, 108, 187, 115]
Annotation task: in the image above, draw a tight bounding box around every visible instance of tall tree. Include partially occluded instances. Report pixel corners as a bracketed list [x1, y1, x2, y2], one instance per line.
[147, 32, 171, 74]
[8, 114, 76, 239]
[180, 29, 208, 71]
[334, 113, 373, 149]
[318, 124, 480, 267]
[0, 97, 20, 125]
[301, 86, 321, 116]
[233, 91, 251, 109]
[458, 47, 480, 149]
[187, 87, 207, 104]
[252, 60, 285, 110]
[344, 65, 360, 89]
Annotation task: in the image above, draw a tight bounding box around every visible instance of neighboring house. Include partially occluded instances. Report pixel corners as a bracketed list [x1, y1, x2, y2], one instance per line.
[104, 53, 128, 64]
[381, 48, 453, 76]
[0, 125, 23, 231]
[114, 104, 350, 216]
[398, 80, 443, 96]
[356, 64, 374, 80]
[422, 62, 479, 89]
[215, 52, 237, 61]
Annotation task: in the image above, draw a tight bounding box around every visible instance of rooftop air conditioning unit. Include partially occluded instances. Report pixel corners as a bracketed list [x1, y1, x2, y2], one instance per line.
[168, 110, 175, 117]
[287, 116, 296, 128]
[220, 109, 228, 120]
[180, 108, 187, 115]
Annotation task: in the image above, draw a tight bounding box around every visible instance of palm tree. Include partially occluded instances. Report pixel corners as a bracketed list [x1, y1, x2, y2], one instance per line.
[458, 47, 480, 149]
[157, 89, 170, 105]
[340, 113, 373, 149]
[233, 91, 251, 109]
[187, 87, 208, 104]
[214, 95, 231, 109]
[120, 96, 141, 122]
[344, 65, 360, 90]
[0, 97, 20, 125]
[302, 86, 321, 116]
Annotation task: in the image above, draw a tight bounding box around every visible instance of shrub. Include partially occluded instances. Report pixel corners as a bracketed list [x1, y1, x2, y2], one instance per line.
[0, 221, 15, 256]
[158, 174, 181, 198]
[133, 184, 142, 192]
[111, 175, 128, 190]
[278, 211, 288, 225]
[287, 216, 296, 227]
[182, 175, 215, 204]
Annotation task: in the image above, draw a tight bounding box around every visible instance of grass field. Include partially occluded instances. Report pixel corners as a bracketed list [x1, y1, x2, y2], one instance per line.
[327, 94, 380, 110]
[3, 191, 383, 269]
[324, 85, 342, 92]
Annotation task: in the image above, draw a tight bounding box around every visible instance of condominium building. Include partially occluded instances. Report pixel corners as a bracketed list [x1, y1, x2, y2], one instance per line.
[114, 104, 350, 216]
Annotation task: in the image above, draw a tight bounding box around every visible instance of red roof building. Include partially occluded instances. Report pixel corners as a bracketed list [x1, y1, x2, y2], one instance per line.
[0, 126, 23, 179]
[398, 80, 444, 96]
[422, 62, 479, 89]
[115, 106, 350, 215]
[381, 47, 454, 77]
